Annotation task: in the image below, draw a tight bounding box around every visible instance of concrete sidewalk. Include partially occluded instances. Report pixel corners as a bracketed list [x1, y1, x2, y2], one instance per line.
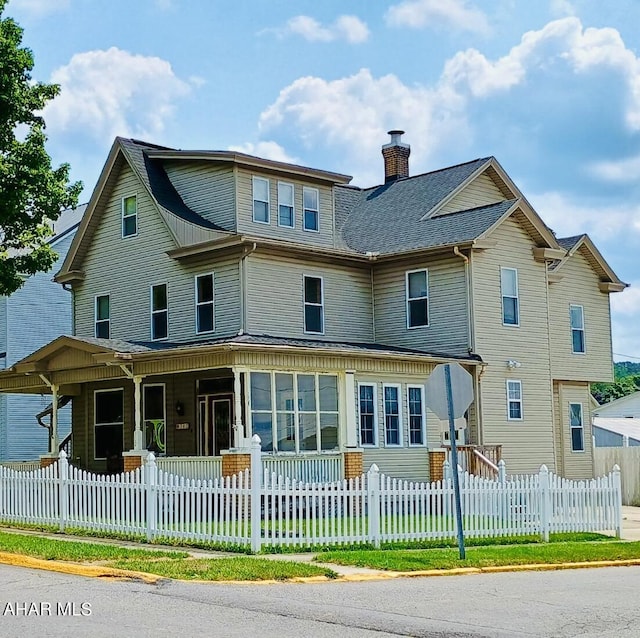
[621, 506, 640, 541]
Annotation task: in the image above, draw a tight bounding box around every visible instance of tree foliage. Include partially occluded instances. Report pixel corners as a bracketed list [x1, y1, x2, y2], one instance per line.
[0, 0, 81, 295]
[591, 362, 640, 405]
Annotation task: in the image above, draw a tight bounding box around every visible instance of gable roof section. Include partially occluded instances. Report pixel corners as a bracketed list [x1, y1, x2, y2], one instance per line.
[551, 233, 628, 292]
[56, 138, 231, 283]
[593, 391, 640, 417]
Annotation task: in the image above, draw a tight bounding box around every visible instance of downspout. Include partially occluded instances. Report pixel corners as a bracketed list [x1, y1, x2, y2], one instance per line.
[366, 252, 379, 342]
[544, 261, 558, 472]
[238, 242, 257, 336]
[62, 283, 75, 335]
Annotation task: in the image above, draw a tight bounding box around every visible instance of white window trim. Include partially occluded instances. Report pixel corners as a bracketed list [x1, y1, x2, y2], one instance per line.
[93, 387, 124, 461]
[383, 383, 403, 447]
[121, 195, 138, 238]
[569, 402, 585, 453]
[94, 293, 110, 339]
[150, 283, 169, 341]
[195, 272, 215, 335]
[357, 382, 378, 448]
[303, 274, 325, 335]
[143, 383, 167, 455]
[407, 384, 427, 447]
[405, 268, 429, 329]
[506, 379, 523, 421]
[501, 267, 520, 327]
[277, 181, 295, 229]
[302, 186, 320, 232]
[252, 176, 270, 224]
[570, 304, 586, 355]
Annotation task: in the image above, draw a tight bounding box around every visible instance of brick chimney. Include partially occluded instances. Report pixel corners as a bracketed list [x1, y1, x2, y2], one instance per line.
[381, 130, 410, 183]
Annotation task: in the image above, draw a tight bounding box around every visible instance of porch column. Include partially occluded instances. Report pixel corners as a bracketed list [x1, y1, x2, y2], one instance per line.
[344, 371, 358, 448]
[232, 367, 245, 448]
[50, 384, 59, 454]
[133, 375, 144, 451]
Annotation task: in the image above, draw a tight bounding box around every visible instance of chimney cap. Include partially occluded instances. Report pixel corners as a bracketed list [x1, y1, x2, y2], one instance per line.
[383, 129, 409, 150]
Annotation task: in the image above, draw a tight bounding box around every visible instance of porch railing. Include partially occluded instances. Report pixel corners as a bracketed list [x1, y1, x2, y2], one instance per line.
[0, 460, 41, 472]
[156, 456, 222, 479]
[445, 445, 502, 479]
[262, 453, 343, 483]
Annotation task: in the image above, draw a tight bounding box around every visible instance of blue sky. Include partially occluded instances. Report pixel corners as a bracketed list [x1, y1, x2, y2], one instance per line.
[7, 0, 640, 362]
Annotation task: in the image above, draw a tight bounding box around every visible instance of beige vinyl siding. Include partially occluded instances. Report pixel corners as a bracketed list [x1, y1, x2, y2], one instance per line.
[74, 163, 241, 342]
[437, 172, 505, 215]
[373, 257, 469, 356]
[472, 214, 555, 474]
[245, 254, 373, 342]
[362, 449, 429, 480]
[549, 247, 614, 382]
[163, 160, 236, 231]
[235, 168, 336, 247]
[555, 382, 593, 479]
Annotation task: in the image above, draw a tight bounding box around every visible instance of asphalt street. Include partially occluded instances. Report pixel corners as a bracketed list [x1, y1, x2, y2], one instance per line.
[0, 563, 639, 638]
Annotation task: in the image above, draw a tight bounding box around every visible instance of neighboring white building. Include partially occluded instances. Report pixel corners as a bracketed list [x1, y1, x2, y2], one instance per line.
[593, 391, 640, 447]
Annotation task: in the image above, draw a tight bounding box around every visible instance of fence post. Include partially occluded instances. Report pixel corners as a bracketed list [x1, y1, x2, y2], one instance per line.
[250, 435, 263, 553]
[539, 465, 550, 542]
[612, 464, 622, 539]
[367, 464, 380, 549]
[498, 459, 506, 485]
[58, 450, 69, 533]
[145, 453, 157, 541]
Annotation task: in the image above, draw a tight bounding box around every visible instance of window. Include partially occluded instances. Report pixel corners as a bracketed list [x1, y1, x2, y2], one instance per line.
[303, 186, 319, 231]
[506, 380, 523, 420]
[569, 403, 585, 452]
[383, 384, 402, 446]
[570, 305, 585, 354]
[195, 273, 214, 334]
[252, 177, 270, 223]
[278, 182, 294, 228]
[122, 195, 137, 237]
[407, 385, 425, 446]
[94, 389, 124, 460]
[151, 284, 168, 340]
[358, 383, 377, 447]
[143, 385, 166, 455]
[501, 267, 519, 326]
[303, 275, 324, 334]
[95, 294, 110, 339]
[249, 371, 339, 453]
[406, 269, 429, 328]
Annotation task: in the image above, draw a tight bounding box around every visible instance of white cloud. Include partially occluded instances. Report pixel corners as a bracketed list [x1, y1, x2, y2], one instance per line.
[589, 155, 640, 182]
[228, 141, 299, 164]
[7, 0, 70, 16]
[259, 68, 469, 185]
[280, 14, 369, 44]
[529, 190, 640, 240]
[43, 47, 193, 143]
[385, 0, 489, 35]
[549, 0, 576, 17]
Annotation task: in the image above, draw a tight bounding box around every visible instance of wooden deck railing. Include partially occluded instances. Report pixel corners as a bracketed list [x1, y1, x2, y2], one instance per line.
[444, 445, 502, 479]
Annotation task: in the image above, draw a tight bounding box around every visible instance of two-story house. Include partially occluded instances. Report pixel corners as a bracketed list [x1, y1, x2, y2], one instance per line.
[0, 206, 84, 461]
[0, 132, 626, 480]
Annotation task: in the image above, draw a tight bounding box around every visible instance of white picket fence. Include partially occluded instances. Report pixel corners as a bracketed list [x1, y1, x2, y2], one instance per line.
[0, 437, 622, 552]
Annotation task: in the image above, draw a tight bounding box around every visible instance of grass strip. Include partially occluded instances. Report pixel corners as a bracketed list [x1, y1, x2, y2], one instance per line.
[316, 541, 640, 572]
[106, 557, 337, 581]
[0, 530, 187, 562]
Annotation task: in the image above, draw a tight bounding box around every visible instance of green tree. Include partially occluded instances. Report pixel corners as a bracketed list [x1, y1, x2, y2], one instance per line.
[0, 0, 81, 295]
[591, 363, 640, 405]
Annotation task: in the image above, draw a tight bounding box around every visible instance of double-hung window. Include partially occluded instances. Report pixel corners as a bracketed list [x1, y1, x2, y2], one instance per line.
[252, 177, 270, 223]
[278, 182, 294, 228]
[94, 389, 123, 460]
[407, 385, 425, 446]
[195, 273, 214, 334]
[303, 187, 319, 231]
[406, 269, 429, 328]
[501, 267, 519, 326]
[358, 383, 377, 447]
[122, 195, 137, 237]
[383, 384, 402, 446]
[570, 305, 585, 354]
[303, 275, 324, 334]
[151, 284, 168, 340]
[95, 294, 110, 339]
[506, 380, 523, 420]
[569, 403, 584, 452]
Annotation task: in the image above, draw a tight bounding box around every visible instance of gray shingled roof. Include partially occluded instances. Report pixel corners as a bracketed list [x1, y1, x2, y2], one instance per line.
[339, 158, 516, 255]
[557, 235, 584, 251]
[118, 138, 224, 231]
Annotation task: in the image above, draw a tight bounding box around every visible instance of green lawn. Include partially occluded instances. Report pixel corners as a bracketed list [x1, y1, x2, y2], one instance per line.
[316, 540, 640, 571]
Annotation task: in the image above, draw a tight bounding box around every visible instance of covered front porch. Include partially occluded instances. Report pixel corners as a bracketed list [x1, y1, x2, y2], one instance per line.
[0, 334, 486, 482]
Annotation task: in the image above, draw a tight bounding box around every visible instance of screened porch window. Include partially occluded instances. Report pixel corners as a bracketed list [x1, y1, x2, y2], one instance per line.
[94, 389, 123, 460]
[144, 385, 166, 455]
[249, 371, 339, 453]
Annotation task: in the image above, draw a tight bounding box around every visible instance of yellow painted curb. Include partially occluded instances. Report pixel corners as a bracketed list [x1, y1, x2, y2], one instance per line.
[479, 559, 640, 573]
[0, 551, 162, 584]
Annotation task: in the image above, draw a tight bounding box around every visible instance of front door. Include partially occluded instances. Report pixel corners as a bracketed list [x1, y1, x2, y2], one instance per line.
[199, 395, 232, 456]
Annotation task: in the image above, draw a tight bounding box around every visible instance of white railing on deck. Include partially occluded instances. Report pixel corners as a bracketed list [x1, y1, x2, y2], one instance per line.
[156, 456, 222, 480]
[262, 453, 343, 483]
[0, 461, 41, 472]
[0, 440, 622, 551]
